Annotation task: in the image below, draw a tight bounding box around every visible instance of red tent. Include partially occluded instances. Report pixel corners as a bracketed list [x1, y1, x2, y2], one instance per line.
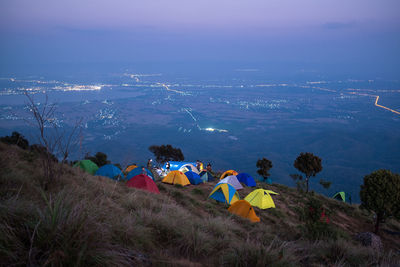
[126, 174, 160, 194]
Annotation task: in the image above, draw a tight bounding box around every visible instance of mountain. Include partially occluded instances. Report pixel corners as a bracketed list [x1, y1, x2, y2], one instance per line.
[0, 142, 399, 266]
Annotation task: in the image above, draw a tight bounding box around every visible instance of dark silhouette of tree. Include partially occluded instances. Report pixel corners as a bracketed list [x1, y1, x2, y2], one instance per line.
[256, 158, 273, 182]
[319, 179, 332, 190]
[0, 131, 29, 150]
[25, 92, 82, 188]
[85, 152, 110, 167]
[149, 144, 184, 163]
[292, 152, 322, 193]
[360, 169, 400, 234]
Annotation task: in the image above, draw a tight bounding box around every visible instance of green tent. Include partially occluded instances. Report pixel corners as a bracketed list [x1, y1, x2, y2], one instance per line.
[73, 160, 99, 175]
[332, 191, 346, 202]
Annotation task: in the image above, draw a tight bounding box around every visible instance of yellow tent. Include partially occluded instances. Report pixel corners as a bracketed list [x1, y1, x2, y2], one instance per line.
[125, 164, 137, 173]
[220, 170, 238, 180]
[162, 170, 191, 186]
[228, 200, 260, 223]
[244, 189, 279, 209]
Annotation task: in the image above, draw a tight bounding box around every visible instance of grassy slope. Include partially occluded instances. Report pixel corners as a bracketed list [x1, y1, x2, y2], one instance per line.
[0, 142, 399, 266]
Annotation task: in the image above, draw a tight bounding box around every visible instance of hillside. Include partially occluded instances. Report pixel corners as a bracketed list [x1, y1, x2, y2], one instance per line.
[1, 142, 399, 266]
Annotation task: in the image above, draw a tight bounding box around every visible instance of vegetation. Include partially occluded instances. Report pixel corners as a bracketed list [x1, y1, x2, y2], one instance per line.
[85, 151, 111, 167]
[24, 93, 81, 188]
[319, 179, 332, 190]
[291, 152, 323, 193]
[360, 169, 400, 234]
[0, 131, 29, 149]
[0, 142, 399, 266]
[149, 144, 184, 163]
[256, 157, 273, 182]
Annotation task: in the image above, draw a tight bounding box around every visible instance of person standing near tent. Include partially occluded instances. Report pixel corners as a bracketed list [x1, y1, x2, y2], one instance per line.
[166, 161, 170, 173]
[207, 162, 212, 172]
[147, 159, 153, 170]
[196, 160, 201, 172]
[141, 166, 146, 175]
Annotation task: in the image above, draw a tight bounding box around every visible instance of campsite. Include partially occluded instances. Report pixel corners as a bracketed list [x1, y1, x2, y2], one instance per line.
[1, 141, 400, 266]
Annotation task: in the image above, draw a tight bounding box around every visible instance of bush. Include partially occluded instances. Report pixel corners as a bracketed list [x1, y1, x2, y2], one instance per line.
[301, 197, 338, 241]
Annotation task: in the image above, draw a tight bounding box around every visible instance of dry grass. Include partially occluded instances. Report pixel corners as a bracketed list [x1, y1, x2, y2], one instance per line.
[0, 142, 399, 266]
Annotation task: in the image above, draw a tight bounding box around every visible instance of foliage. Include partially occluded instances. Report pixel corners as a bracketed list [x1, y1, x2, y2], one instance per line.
[0, 131, 29, 150]
[30, 144, 58, 162]
[85, 152, 110, 167]
[360, 169, 400, 234]
[292, 152, 322, 193]
[148, 144, 184, 163]
[256, 157, 273, 181]
[301, 197, 337, 240]
[319, 179, 332, 190]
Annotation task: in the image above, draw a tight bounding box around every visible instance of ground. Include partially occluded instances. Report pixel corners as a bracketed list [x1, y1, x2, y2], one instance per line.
[0, 142, 399, 266]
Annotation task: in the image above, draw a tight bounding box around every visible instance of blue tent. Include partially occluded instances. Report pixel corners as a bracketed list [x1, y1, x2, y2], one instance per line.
[162, 161, 197, 171]
[237, 173, 256, 187]
[126, 167, 154, 181]
[199, 171, 214, 182]
[185, 171, 203, 185]
[208, 183, 240, 204]
[95, 164, 123, 180]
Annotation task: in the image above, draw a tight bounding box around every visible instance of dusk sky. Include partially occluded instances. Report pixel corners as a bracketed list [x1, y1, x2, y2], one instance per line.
[1, 0, 399, 76]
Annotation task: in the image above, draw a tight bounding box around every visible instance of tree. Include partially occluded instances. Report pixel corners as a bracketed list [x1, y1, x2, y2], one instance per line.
[25, 92, 82, 188]
[319, 179, 332, 190]
[292, 152, 322, 193]
[256, 158, 273, 182]
[148, 144, 184, 163]
[0, 131, 29, 149]
[360, 169, 400, 234]
[85, 152, 110, 167]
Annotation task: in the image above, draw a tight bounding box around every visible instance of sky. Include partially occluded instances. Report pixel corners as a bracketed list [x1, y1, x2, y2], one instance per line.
[1, 0, 399, 77]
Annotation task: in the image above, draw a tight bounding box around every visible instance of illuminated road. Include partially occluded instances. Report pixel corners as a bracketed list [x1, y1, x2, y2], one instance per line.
[160, 83, 186, 94]
[374, 95, 400, 115]
[348, 92, 400, 115]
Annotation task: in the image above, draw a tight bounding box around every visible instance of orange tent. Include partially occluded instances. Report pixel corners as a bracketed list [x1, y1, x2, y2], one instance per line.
[125, 164, 137, 173]
[220, 170, 238, 180]
[228, 200, 260, 223]
[162, 170, 191, 186]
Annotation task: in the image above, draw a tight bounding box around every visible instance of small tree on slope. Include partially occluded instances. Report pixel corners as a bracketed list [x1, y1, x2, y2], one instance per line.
[292, 152, 322, 193]
[256, 158, 273, 183]
[360, 169, 400, 234]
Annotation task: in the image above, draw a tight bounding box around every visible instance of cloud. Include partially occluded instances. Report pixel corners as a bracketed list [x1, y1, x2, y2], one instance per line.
[322, 21, 356, 30]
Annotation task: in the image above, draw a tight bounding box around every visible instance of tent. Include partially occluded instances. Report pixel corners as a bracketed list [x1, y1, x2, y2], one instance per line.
[236, 173, 256, 187]
[180, 164, 200, 174]
[199, 171, 214, 182]
[228, 200, 260, 223]
[162, 170, 191, 186]
[220, 170, 238, 180]
[126, 167, 154, 181]
[185, 171, 203, 185]
[126, 174, 160, 194]
[332, 191, 346, 202]
[244, 189, 279, 209]
[125, 164, 137, 173]
[95, 164, 123, 180]
[73, 160, 99, 175]
[162, 161, 199, 174]
[217, 175, 243, 190]
[208, 183, 240, 204]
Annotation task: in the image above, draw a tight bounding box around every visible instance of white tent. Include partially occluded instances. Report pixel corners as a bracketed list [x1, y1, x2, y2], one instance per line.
[180, 164, 200, 174]
[217, 175, 243, 190]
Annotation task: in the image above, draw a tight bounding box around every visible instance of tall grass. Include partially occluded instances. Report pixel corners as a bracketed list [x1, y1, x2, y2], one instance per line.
[1, 142, 400, 266]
